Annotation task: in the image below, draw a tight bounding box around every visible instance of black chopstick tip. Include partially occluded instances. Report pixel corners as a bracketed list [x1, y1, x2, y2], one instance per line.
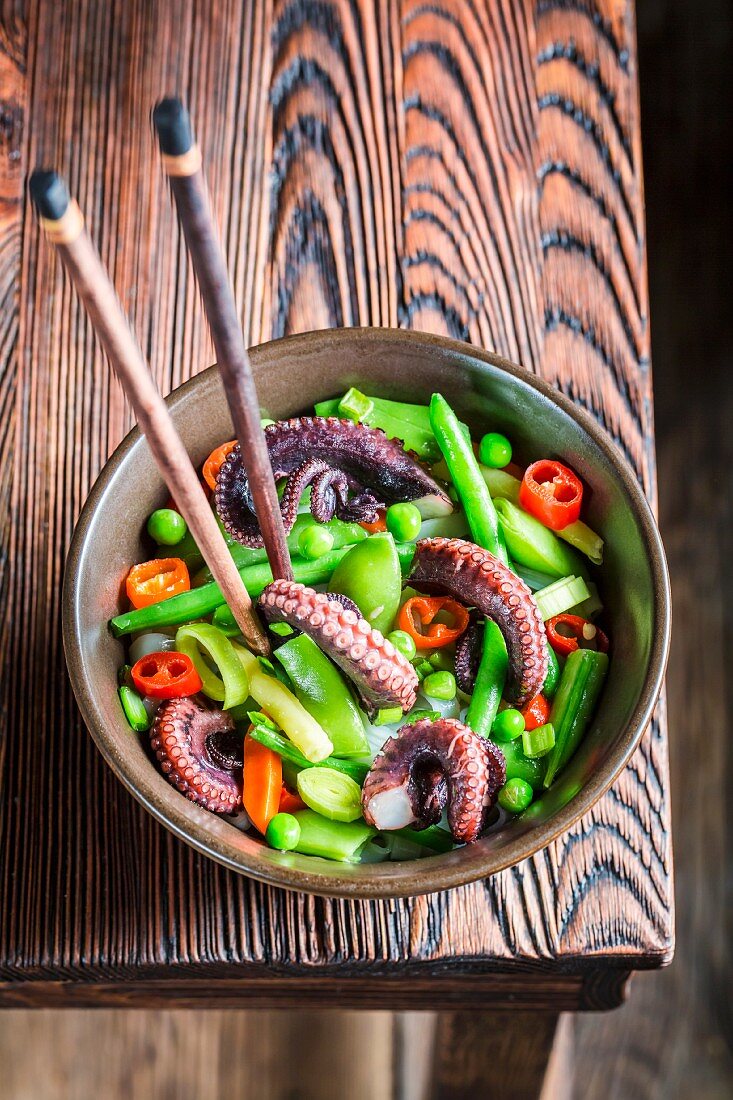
[152, 97, 194, 156]
[29, 169, 70, 221]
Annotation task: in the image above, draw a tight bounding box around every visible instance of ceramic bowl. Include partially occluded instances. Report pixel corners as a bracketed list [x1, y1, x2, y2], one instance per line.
[63, 328, 670, 898]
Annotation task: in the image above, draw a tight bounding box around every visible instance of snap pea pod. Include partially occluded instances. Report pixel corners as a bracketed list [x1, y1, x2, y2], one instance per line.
[110, 542, 416, 637]
[543, 649, 609, 787]
[429, 393, 508, 564]
[195, 513, 366, 583]
[275, 634, 369, 757]
[509, 562, 557, 592]
[494, 499, 589, 580]
[500, 738, 546, 791]
[466, 620, 508, 739]
[328, 534, 407, 633]
[248, 722, 370, 784]
[291, 809, 375, 863]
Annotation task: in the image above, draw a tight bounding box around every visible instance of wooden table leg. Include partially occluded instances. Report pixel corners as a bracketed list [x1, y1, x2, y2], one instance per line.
[431, 1011, 571, 1100]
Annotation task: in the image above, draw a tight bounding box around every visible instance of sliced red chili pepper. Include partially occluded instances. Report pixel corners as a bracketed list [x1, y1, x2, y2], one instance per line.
[546, 613, 609, 657]
[279, 785, 307, 814]
[521, 692, 551, 731]
[131, 651, 202, 699]
[397, 595, 470, 650]
[126, 557, 190, 609]
[202, 440, 236, 492]
[359, 509, 387, 534]
[519, 459, 584, 530]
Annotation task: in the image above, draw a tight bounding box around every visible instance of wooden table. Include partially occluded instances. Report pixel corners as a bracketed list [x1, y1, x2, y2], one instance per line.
[0, 0, 672, 1093]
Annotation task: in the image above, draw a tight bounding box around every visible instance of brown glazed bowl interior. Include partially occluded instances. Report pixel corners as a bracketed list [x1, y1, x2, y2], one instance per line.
[63, 328, 670, 898]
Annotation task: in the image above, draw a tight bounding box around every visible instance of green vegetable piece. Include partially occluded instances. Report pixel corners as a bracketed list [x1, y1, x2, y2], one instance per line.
[328, 533, 403, 634]
[386, 502, 422, 543]
[147, 508, 187, 546]
[338, 387, 374, 421]
[417, 510, 471, 541]
[422, 670, 457, 701]
[494, 498, 588, 580]
[269, 621, 295, 638]
[387, 629, 417, 661]
[491, 707, 525, 742]
[404, 708, 441, 723]
[543, 649, 609, 787]
[466, 621, 508, 738]
[118, 685, 150, 732]
[248, 722, 369, 784]
[172, 527, 204, 571]
[211, 604, 241, 637]
[266, 812, 301, 851]
[429, 393, 508, 563]
[522, 722, 556, 759]
[412, 658, 433, 681]
[479, 432, 512, 468]
[429, 648, 455, 672]
[175, 623, 250, 710]
[500, 739, 546, 790]
[569, 580, 604, 621]
[313, 398, 340, 417]
[535, 575, 590, 621]
[375, 706, 404, 726]
[510, 562, 557, 592]
[557, 519, 604, 565]
[292, 809, 375, 863]
[298, 524, 335, 560]
[543, 647, 562, 699]
[117, 663, 133, 689]
[397, 825, 453, 854]
[275, 634, 369, 757]
[498, 777, 534, 813]
[297, 767, 363, 822]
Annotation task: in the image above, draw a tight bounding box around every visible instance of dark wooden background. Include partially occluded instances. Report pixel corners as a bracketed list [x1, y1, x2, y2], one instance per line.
[0, 0, 730, 1093]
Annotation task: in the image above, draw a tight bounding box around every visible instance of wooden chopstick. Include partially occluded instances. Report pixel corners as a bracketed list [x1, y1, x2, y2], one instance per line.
[29, 169, 271, 656]
[152, 97, 294, 582]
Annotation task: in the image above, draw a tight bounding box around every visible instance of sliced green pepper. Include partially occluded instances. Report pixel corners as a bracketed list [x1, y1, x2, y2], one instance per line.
[275, 634, 369, 757]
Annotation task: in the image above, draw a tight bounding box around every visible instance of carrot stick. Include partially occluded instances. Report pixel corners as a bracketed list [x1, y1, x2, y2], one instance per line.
[242, 735, 282, 834]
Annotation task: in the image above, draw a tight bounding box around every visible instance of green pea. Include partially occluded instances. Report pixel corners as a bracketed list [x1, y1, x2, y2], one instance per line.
[422, 670, 457, 701]
[147, 508, 187, 546]
[491, 707, 525, 742]
[387, 629, 417, 661]
[265, 812, 301, 851]
[497, 778, 533, 813]
[298, 525, 335, 560]
[479, 432, 513, 469]
[386, 502, 423, 542]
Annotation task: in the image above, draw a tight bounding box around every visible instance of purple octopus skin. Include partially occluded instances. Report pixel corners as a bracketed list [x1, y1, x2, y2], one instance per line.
[455, 618, 483, 694]
[362, 717, 506, 844]
[215, 416, 451, 547]
[409, 538, 549, 705]
[258, 580, 418, 715]
[151, 696, 242, 814]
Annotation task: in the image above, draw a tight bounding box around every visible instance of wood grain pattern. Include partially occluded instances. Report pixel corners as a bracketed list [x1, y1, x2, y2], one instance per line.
[0, 0, 671, 1001]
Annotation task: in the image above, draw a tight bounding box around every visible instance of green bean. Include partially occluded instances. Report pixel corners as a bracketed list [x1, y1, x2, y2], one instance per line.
[118, 685, 150, 732]
[543, 646, 562, 699]
[494, 499, 588, 579]
[248, 723, 370, 784]
[466, 620, 508, 739]
[543, 649, 609, 787]
[429, 393, 508, 563]
[110, 541, 417, 637]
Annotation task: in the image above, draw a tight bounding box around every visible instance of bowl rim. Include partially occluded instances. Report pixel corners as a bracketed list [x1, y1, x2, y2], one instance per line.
[63, 327, 671, 898]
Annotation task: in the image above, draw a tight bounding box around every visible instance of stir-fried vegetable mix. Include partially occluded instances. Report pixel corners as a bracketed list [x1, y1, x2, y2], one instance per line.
[111, 391, 610, 863]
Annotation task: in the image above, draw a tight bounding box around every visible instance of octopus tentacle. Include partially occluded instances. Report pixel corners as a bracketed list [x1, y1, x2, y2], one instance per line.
[409, 538, 549, 705]
[151, 697, 242, 813]
[362, 717, 506, 843]
[215, 417, 451, 548]
[455, 618, 483, 694]
[258, 580, 418, 716]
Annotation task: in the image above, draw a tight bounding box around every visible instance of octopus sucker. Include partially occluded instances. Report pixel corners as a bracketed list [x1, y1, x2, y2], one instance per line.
[361, 717, 506, 843]
[215, 416, 452, 547]
[258, 580, 418, 715]
[409, 538, 549, 705]
[150, 697, 242, 814]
